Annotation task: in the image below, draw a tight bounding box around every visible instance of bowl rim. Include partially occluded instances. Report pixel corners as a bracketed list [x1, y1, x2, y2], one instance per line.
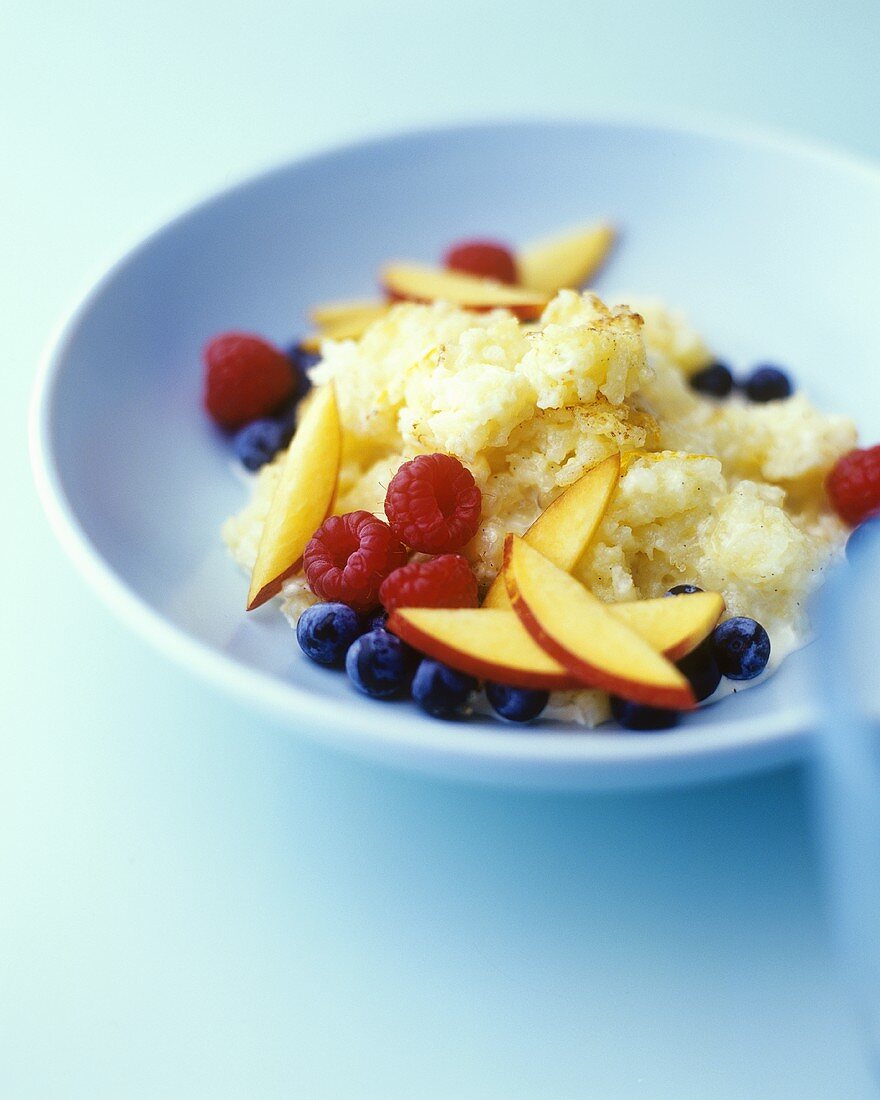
[29, 115, 880, 786]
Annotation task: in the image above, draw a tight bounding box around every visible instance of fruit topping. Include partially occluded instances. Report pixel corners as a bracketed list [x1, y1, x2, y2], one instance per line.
[247, 383, 341, 610]
[385, 454, 482, 554]
[443, 239, 518, 284]
[381, 263, 548, 320]
[711, 616, 771, 680]
[676, 637, 722, 701]
[233, 417, 292, 471]
[203, 332, 295, 429]
[689, 361, 734, 397]
[610, 697, 679, 731]
[411, 659, 477, 719]
[742, 365, 792, 403]
[485, 683, 549, 723]
[665, 584, 703, 596]
[379, 553, 478, 613]
[345, 629, 417, 699]
[284, 342, 319, 400]
[304, 511, 407, 612]
[517, 222, 615, 295]
[827, 445, 880, 526]
[296, 602, 363, 668]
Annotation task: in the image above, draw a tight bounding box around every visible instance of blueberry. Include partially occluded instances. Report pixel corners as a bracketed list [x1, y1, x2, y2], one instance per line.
[665, 584, 703, 597]
[296, 602, 363, 668]
[412, 659, 477, 719]
[610, 696, 679, 731]
[743, 365, 792, 403]
[712, 616, 771, 680]
[363, 608, 389, 632]
[233, 418, 291, 471]
[846, 517, 880, 563]
[676, 637, 722, 702]
[345, 629, 416, 699]
[285, 342, 319, 400]
[689, 361, 734, 398]
[485, 682, 549, 723]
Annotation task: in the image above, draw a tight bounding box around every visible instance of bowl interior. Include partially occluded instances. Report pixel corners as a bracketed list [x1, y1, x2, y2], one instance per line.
[37, 121, 880, 786]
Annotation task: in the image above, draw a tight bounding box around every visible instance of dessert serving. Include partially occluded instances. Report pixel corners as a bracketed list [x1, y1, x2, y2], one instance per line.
[206, 223, 879, 730]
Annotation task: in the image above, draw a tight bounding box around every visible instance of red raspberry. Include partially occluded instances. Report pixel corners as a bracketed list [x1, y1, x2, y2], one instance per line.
[379, 554, 479, 613]
[304, 511, 407, 611]
[203, 332, 294, 429]
[827, 445, 880, 526]
[385, 454, 482, 554]
[443, 239, 518, 285]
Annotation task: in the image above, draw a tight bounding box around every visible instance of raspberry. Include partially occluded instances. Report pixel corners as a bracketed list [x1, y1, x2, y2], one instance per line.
[203, 332, 294, 429]
[443, 239, 518, 284]
[379, 554, 478, 613]
[385, 454, 482, 554]
[304, 511, 407, 612]
[827, 445, 880, 526]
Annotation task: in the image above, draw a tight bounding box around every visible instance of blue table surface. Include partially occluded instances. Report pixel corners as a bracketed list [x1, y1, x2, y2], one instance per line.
[6, 1, 880, 1095]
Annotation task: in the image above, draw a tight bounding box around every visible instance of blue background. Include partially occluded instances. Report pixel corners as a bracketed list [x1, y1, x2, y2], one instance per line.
[6, 1, 880, 1095]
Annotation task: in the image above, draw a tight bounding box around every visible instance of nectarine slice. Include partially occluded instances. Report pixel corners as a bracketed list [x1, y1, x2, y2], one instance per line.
[388, 608, 579, 690]
[610, 594, 724, 662]
[247, 382, 341, 610]
[483, 453, 620, 610]
[381, 263, 549, 320]
[518, 222, 615, 295]
[504, 537, 696, 710]
[310, 299, 389, 340]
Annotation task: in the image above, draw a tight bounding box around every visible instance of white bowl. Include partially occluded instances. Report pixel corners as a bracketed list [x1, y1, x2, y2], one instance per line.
[30, 119, 880, 789]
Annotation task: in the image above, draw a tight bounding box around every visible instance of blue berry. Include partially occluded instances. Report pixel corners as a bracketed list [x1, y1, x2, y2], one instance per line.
[712, 617, 771, 680]
[846, 517, 880, 564]
[689, 361, 734, 398]
[743, 365, 792, 403]
[233, 417, 291, 471]
[412, 659, 477, 719]
[610, 696, 679, 731]
[363, 608, 389, 632]
[296, 602, 363, 668]
[485, 682, 549, 723]
[285, 342, 319, 400]
[676, 638, 722, 702]
[665, 584, 703, 597]
[345, 629, 415, 699]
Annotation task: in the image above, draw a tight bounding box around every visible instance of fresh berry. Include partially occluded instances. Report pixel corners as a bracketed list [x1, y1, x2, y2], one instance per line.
[742, 365, 792, 403]
[665, 584, 703, 597]
[385, 454, 482, 554]
[233, 417, 292, 471]
[363, 608, 389, 632]
[689, 361, 734, 398]
[203, 332, 294, 429]
[412, 659, 477, 719]
[443, 239, 518, 284]
[304, 511, 407, 612]
[712, 617, 771, 680]
[379, 554, 478, 613]
[827, 445, 880, 526]
[485, 683, 549, 723]
[285, 342, 319, 401]
[345, 629, 416, 699]
[296, 602, 363, 668]
[610, 696, 679, 731]
[846, 516, 880, 563]
[676, 638, 722, 702]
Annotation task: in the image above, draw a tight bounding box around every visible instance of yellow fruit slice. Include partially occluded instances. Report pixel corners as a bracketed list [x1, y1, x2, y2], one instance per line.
[247, 383, 341, 610]
[517, 222, 615, 294]
[381, 263, 549, 320]
[504, 537, 696, 709]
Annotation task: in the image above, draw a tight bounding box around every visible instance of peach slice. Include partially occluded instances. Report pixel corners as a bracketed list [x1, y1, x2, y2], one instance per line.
[311, 299, 389, 338]
[388, 608, 579, 690]
[518, 222, 616, 295]
[247, 382, 341, 610]
[381, 263, 549, 320]
[610, 594, 724, 662]
[504, 537, 696, 710]
[483, 453, 620, 610]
